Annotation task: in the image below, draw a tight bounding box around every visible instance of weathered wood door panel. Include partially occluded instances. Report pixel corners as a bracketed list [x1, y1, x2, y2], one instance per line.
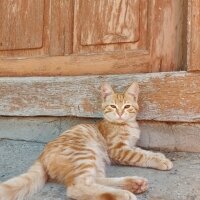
[0, 0, 187, 76]
[73, 0, 146, 53]
[0, 0, 50, 57]
[73, 0, 186, 72]
[80, 0, 140, 45]
[0, 0, 44, 50]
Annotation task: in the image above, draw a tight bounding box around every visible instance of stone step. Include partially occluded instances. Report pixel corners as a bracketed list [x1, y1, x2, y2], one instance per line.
[0, 117, 200, 152]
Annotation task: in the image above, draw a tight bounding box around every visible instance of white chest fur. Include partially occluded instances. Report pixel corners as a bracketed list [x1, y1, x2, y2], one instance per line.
[127, 122, 141, 147]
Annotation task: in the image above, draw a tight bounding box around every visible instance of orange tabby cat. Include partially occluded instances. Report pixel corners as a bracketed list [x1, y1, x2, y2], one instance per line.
[0, 82, 173, 200]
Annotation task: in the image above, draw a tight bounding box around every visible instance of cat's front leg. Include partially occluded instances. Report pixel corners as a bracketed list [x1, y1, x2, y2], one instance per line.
[109, 145, 173, 170]
[137, 148, 173, 170]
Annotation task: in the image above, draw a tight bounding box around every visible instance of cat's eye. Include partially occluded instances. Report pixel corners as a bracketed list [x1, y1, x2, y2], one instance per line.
[124, 105, 131, 109]
[110, 105, 117, 108]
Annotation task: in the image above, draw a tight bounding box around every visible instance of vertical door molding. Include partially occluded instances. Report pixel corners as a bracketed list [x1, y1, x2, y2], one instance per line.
[150, 0, 187, 72]
[187, 0, 200, 71]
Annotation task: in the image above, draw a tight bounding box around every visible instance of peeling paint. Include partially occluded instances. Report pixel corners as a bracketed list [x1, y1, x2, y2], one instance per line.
[0, 72, 199, 122]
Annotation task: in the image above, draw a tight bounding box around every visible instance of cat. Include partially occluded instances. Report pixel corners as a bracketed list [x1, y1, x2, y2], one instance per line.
[0, 82, 173, 200]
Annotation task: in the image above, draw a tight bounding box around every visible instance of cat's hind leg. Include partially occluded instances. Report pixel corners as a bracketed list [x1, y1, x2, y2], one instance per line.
[96, 176, 148, 194]
[67, 176, 137, 200]
[64, 158, 137, 200]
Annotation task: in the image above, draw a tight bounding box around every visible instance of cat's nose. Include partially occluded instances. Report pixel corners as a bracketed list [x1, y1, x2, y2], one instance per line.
[118, 112, 123, 118]
[116, 110, 124, 118]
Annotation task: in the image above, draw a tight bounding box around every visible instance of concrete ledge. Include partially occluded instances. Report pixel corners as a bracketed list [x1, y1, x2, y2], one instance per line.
[0, 117, 200, 152]
[139, 121, 200, 152]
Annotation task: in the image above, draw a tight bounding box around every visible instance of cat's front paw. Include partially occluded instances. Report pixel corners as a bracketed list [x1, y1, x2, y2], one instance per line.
[154, 157, 173, 170]
[150, 152, 173, 171]
[161, 158, 173, 170]
[122, 176, 148, 194]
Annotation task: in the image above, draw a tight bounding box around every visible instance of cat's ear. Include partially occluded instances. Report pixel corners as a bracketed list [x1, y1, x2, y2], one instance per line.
[101, 82, 114, 100]
[125, 82, 139, 101]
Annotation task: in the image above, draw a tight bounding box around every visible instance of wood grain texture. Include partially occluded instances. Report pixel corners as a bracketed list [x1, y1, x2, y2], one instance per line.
[65, 0, 74, 55]
[0, 0, 44, 50]
[187, 0, 200, 71]
[0, 52, 150, 76]
[49, 0, 67, 56]
[73, 0, 186, 72]
[80, 0, 140, 45]
[0, 0, 50, 57]
[0, 72, 199, 122]
[73, 0, 148, 53]
[150, 0, 186, 72]
[0, 0, 187, 74]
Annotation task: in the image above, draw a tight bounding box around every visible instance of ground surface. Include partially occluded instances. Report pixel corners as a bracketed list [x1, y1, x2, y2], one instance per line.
[0, 139, 200, 200]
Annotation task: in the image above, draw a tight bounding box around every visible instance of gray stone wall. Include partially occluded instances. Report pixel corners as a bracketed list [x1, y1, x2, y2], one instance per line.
[0, 117, 200, 152]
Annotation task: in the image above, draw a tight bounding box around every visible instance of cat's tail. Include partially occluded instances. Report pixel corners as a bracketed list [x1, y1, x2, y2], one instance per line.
[0, 160, 47, 200]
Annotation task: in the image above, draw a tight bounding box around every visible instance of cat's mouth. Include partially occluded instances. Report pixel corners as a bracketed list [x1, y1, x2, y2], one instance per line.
[117, 114, 127, 120]
[116, 117, 126, 123]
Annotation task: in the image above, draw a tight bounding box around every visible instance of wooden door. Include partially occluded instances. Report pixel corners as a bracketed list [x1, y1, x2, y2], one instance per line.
[0, 0, 187, 76]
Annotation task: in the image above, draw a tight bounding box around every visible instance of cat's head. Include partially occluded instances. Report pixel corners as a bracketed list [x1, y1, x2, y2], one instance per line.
[101, 82, 139, 123]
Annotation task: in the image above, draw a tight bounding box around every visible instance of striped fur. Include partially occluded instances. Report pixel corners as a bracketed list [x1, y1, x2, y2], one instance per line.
[0, 82, 172, 200]
[0, 161, 46, 200]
